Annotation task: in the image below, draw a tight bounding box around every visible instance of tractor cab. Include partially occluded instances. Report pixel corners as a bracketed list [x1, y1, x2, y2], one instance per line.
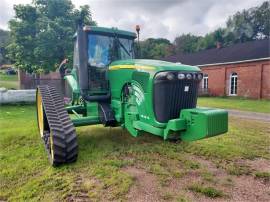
[74, 25, 136, 102]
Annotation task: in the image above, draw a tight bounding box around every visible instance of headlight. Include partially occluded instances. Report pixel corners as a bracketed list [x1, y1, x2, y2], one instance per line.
[167, 73, 175, 80]
[155, 72, 168, 80]
[197, 73, 203, 80]
[186, 73, 192, 79]
[177, 73, 185, 80]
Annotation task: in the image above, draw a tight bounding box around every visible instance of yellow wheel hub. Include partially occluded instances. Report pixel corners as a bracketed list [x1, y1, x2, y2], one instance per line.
[37, 90, 44, 137]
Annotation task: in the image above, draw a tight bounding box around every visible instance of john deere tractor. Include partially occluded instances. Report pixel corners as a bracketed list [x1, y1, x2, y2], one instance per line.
[36, 24, 228, 166]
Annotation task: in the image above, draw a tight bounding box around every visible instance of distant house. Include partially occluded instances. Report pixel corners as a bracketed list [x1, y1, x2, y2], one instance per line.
[164, 39, 270, 99]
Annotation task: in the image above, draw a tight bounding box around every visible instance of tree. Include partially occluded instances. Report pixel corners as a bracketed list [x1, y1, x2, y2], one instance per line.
[0, 29, 10, 65]
[252, 1, 270, 39]
[174, 34, 200, 54]
[196, 33, 214, 52]
[7, 0, 96, 73]
[225, 10, 254, 43]
[138, 38, 174, 59]
[224, 1, 270, 43]
[170, 1, 269, 55]
[195, 28, 227, 51]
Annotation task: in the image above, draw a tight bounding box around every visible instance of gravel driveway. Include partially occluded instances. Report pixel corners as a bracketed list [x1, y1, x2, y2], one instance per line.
[228, 109, 270, 122]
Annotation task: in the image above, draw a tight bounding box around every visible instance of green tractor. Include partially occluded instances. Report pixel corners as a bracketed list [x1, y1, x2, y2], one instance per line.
[36, 24, 228, 166]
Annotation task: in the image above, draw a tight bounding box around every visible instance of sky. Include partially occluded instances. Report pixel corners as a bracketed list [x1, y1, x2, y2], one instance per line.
[0, 0, 265, 41]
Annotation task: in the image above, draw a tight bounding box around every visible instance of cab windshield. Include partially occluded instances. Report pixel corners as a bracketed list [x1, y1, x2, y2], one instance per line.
[88, 34, 134, 67]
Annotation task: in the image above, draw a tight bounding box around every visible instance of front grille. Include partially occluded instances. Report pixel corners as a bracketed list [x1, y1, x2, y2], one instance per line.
[153, 72, 200, 123]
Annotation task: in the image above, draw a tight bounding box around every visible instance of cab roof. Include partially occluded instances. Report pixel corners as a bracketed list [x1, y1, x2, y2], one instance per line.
[84, 26, 137, 39]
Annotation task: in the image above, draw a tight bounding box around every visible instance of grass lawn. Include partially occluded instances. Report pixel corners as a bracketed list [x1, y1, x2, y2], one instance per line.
[198, 97, 270, 113]
[0, 73, 19, 89]
[0, 105, 269, 201]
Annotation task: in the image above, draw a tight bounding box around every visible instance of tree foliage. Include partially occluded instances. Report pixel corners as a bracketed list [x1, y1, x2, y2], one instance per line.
[7, 0, 96, 73]
[137, 38, 175, 59]
[226, 1, 269, 43]
[0, 29, 10, 65]
[172, 1, 269, 55]
[174, 34, 201, 54]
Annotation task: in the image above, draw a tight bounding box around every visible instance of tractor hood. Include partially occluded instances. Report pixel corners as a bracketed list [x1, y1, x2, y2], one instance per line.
[109, 59, 201, 72]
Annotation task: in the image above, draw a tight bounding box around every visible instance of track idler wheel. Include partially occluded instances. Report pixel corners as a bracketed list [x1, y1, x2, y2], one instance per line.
[36, 85, 78, 166]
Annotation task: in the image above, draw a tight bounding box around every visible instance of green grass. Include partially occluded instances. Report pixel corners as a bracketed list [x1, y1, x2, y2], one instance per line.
[254, 172, 270, 181]
[0, 73, 19, 89]
[198, 97, 270, 113]
[188, 183, 225, 198]
[0, 105, 269, 201]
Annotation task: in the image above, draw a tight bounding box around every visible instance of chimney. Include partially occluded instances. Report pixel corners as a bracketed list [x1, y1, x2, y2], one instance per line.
[216, 42, 222, 49]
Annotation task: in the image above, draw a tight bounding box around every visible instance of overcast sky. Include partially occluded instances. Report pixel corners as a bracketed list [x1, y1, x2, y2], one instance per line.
[0, 0, 265, 41]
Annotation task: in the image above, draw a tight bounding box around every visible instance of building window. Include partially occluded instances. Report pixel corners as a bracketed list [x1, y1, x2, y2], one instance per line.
[202, 74, 208, 89]
[230, 72, 238, 95]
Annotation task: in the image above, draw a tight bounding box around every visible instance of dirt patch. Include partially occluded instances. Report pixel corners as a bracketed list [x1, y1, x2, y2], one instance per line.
[229, 175, 270, 202]
[121, 156, 270, 201]
[167, 155, 270, 202]
[122, 166, 162, 202]
[167, 163, 225, 202]
[245, 158, 270, 173]
[66, 175, 91, 202]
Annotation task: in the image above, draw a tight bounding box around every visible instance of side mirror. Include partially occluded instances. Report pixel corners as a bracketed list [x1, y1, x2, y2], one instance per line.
[59, 58, 69, 78]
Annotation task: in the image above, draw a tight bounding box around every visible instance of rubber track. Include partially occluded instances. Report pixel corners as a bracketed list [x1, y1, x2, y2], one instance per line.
[38, 85, 78, 166]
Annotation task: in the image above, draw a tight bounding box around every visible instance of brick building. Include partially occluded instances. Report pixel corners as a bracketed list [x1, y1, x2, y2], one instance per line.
[165, 39, 270, 99]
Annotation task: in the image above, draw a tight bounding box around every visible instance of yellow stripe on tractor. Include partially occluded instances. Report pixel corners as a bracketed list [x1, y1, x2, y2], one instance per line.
[109, 65, 155, 71]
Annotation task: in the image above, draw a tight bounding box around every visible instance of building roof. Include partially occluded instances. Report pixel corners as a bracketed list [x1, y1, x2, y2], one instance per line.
[164, 39, 270, 66]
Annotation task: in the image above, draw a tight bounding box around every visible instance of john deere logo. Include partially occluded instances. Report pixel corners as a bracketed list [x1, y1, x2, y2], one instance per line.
[184, 86, 189, 92]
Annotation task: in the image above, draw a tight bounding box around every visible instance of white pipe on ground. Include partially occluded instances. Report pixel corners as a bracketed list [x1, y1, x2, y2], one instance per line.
[0, 88, 36, 104]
